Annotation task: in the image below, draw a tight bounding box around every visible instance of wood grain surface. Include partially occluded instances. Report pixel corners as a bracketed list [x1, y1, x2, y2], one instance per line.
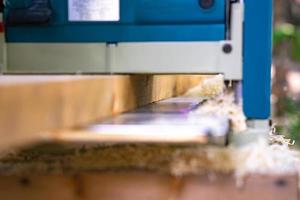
[0, 75, 206, 151]
[0, 172, 296, 200]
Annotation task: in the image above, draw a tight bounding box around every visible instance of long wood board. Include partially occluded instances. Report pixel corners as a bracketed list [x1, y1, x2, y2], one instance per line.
[0, 75, 206, 151]
[0, 172, 296, 200]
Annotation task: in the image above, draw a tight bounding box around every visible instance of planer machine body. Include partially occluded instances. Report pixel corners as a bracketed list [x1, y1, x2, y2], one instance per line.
[3, 0, 272, 123]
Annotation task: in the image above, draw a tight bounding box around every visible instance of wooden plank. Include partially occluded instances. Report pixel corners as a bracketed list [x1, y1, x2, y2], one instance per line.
[51, 129, 210, 144]
[51, 113, 228, 145]
[0, 172, 296, 200]
[0, 75, 205, 151]
[0, 143, 231, 175]
[179, 174, 298, 200]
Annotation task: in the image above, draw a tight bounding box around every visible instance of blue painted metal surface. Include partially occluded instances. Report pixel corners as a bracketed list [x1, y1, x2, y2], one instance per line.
[6, 25, 225, 43]
[5, 0, 226, 42]
[243, 0, 273, 119]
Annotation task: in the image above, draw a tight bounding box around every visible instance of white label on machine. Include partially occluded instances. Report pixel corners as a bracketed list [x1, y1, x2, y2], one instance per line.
[68, 0, 120, 21]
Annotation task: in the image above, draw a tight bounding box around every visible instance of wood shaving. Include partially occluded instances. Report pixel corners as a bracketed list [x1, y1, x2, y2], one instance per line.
[234, 138, 299, 179]
[0, 137, 298, 179]
[184, 74, 225, 98]
[170, 147, 233, 176]
[193, 93, 247, 133]
[0, 144, 233, 176]
[269, 126, 295, 146]
[184, 75, 246, 132]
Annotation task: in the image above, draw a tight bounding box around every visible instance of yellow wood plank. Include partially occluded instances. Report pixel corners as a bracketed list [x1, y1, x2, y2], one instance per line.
[0, 75, 205, 151]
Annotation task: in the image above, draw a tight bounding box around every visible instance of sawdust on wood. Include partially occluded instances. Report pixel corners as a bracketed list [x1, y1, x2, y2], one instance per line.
[184, 74, 225, 98]
[0, 137, 297, 179]
[193, 92, 247, 133]
[0, 144, 234, 176]
[234, 128, 299, 178]
[184, 75, 246, 133]
[182, 75, 299, 178]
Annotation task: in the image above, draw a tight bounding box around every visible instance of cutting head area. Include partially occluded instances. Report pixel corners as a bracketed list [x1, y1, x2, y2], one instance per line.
[70, 97, 230, 146]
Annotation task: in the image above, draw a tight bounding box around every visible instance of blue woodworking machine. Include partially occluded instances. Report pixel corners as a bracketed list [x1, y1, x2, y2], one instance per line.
[3, 0, 273, 120]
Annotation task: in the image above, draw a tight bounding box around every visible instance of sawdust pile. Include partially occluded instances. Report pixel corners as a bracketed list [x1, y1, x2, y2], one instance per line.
[184, 74, 246, 132]
[193, 93, 247, 133]
[233, 129, 299, 178]
[182, 74, 299, 178]
[170, 130, 299, 178]
[0, 137, 297, 178]
[234, 139, 299, 179]
[170, 146, 233, 176]
[184, 74, 225, 98]
[0, 144, 234, 176]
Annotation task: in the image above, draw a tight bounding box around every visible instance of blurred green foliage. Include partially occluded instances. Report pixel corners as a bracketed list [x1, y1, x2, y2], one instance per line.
[273, 23, 300, 145]
[274, 24, 295, 45]
[278, 98, 300, 145]
[274, 23, 300, 61]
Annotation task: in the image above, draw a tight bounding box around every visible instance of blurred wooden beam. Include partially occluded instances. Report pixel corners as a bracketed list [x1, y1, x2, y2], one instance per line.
[0, 172, 296, 200]
[0, 75, 206, 151]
